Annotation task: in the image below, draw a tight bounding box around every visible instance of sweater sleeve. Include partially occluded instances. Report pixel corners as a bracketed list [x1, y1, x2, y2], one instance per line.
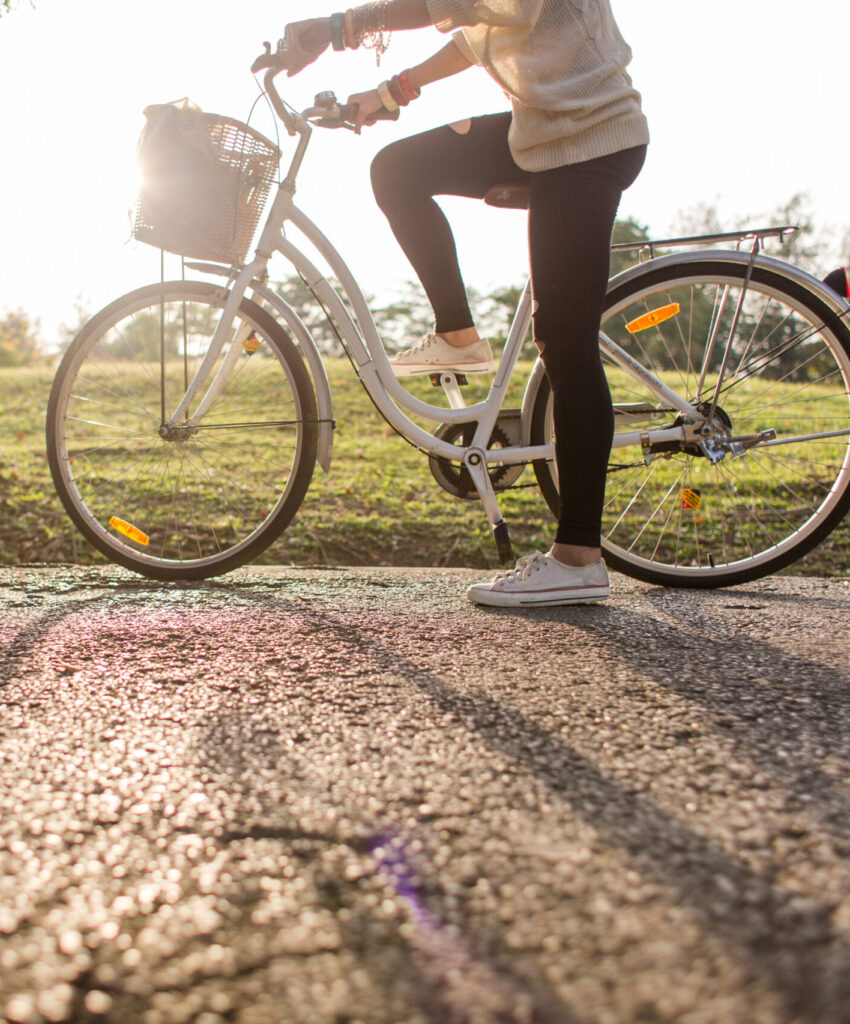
[450, 29, 481, 65]
[425, 0, 542, 32]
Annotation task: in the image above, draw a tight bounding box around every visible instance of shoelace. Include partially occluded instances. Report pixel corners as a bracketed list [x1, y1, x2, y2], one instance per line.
[496, 551, 548, 584]
[403, 333, 439, 357]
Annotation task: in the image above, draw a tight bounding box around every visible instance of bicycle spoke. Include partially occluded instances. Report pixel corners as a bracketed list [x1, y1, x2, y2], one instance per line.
[650, 466, 685, 562]
[628, 474, 681, 553]
[578, 259, 850, 583]
[606, 461, 658, 540]
[49, 284, 316, 577]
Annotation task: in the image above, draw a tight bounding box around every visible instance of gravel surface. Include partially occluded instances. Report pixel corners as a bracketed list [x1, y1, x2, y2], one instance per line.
[1, 565, 849, 1024]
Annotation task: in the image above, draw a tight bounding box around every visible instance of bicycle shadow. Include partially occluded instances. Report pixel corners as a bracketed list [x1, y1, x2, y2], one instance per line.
[313, 600, 850, 1020]
[670, 582, 850, 611]
[0, 575, 208, 688]
[187, 586, 850, 1023]
[480, 591, 850, 835]
[0, 596, 107, 687]
[5, 574, 848, 1020]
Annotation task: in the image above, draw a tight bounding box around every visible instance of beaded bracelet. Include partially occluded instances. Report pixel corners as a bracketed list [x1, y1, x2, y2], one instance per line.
[352, 1, 391, 65]
[376, 80, 399, 113]
[329, 12, 346, 51]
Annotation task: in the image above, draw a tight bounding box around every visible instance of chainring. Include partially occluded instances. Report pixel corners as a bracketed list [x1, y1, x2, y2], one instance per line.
[428, 421, 523, 500]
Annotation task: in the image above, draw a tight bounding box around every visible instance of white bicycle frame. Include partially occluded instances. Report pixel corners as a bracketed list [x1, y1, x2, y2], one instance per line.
[159, 98, 850, 539]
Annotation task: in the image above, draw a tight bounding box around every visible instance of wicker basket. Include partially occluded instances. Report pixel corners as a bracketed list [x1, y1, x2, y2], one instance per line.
[133, 109, 281, 265]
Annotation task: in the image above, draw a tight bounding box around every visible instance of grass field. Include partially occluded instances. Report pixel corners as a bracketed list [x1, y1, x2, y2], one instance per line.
[2, 360, 848, 576]
[0, 360, 557, 570]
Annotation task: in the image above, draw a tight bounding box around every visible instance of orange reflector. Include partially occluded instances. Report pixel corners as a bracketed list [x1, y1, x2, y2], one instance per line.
[108, 517, 150, 546]
[680, 488, 702, 511]
[242, 333, 262, 354]
[626, 303, 680, 334]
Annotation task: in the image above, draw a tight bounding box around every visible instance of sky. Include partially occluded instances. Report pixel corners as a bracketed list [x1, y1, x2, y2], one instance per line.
[1, 0, 848, 345]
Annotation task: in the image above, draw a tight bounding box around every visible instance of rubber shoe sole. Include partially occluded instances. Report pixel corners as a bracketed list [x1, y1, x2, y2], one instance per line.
[466, 581, 610, 607]
[391, 359, 496, 378]
[466, 553, 610, 608]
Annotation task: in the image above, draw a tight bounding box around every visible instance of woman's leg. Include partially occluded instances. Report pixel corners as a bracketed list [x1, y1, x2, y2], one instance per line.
[370, 113, 527, 336]
[528, 146, 646, 561]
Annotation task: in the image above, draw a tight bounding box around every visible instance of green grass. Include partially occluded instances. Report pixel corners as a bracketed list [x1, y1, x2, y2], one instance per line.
[0, 360, 555, 570]
[601, 367, 850, 574]
[2, 360, 848, 575]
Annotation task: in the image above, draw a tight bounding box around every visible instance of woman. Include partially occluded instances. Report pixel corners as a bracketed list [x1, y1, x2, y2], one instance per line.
[281, 0, 649, 607]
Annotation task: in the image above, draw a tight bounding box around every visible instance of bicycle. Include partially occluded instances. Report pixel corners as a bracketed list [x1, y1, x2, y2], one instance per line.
[46, 44, 850, 586]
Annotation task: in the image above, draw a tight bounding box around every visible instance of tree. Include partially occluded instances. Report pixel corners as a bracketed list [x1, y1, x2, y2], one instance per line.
[672, 193, 834, 274]
[0, 1, 32, 15]
[610, 216, 652, 278]
[372, 280, 436, 352]
[57, 295, 93, 354]
[473, 283, 526, 344]
[621, 197, 849, 387]
[267, 207, 846, 366]
[761, 193, 822, 272]
[269, 216, 659, 356]
[269, 273, 369, 355]
[0, 309, 42, 366]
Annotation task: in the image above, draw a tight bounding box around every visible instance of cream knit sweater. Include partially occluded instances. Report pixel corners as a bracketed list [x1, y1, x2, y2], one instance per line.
[425, 0, 649, 172]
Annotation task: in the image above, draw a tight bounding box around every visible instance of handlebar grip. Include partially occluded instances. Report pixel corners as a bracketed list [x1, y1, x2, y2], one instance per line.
[339, 103, 400, 124]
[373, 108, 402, 123]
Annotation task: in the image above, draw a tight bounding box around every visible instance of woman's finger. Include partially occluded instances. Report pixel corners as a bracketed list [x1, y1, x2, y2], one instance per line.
[347, 90, 384, 131]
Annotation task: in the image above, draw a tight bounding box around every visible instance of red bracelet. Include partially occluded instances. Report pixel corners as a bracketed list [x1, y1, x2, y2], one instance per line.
[388, 75, 409, 107]
[399, 69, 421, 102]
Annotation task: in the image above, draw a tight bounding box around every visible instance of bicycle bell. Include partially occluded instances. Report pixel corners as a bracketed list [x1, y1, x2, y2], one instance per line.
[314, 91, 338, 109]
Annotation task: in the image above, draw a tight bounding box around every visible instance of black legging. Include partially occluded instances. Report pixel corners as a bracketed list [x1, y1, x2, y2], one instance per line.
[371, 113, 646, 548]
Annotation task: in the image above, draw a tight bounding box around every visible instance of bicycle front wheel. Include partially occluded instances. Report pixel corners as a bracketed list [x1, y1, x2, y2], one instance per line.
[531, 257, 850, 587]
[47, 281, 318, 581]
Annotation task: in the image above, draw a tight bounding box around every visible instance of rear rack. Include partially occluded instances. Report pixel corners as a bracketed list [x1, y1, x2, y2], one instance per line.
[612, 225, 798, 258]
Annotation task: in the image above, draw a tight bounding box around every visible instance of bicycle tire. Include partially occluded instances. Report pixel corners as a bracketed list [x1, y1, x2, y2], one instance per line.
[530, 257, 850, 587]
[47, 281, 318, 581]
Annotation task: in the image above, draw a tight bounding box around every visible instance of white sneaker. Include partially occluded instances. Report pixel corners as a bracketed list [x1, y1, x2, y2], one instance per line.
[390, 333, 496, 377]
[466, 551, 610, 608]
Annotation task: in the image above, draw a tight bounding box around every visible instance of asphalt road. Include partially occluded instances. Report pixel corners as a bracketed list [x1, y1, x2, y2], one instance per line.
[1, 565, 849, 1024]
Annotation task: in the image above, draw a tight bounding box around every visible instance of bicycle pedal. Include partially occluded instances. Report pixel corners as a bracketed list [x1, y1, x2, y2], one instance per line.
[429, 372, 469, 387]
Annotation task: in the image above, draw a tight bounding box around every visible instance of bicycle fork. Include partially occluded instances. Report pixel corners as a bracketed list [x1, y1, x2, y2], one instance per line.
[161, 268, 257, 429]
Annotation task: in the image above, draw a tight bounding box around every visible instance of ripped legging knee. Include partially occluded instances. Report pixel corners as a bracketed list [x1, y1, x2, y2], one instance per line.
[370, 113, 646, 547]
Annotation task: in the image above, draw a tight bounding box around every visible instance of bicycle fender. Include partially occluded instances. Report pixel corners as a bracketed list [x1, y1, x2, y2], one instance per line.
[520, 357, 547, 448]
[608, 249, 850, 321]
[247, 281, 335, 473]
[182, 264, 334, 473]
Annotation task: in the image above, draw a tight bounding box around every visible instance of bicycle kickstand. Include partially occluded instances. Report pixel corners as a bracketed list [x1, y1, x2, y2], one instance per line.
[462, 448, 514, 564]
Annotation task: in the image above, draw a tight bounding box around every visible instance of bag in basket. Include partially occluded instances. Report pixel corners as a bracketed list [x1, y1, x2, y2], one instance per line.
[133, 98, 280, 265]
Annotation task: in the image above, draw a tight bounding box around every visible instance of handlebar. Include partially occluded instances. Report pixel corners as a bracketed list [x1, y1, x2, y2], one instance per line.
[307, 99, 400, 129]
[252, 41, 399, 135]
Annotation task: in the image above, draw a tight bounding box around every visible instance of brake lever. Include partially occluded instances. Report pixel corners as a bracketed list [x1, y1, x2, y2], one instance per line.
[251, 40, 286, 75]
[315, 114, 358, 131]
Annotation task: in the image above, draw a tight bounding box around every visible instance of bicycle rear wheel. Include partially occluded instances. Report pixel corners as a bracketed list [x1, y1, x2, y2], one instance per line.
[47, 281, 318, 581]
[531, 257, 850, 586]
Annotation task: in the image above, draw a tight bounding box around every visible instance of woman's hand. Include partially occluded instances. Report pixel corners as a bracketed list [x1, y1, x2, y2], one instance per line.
[346, 89, 386, 133]
[282, 18, 332, 77]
